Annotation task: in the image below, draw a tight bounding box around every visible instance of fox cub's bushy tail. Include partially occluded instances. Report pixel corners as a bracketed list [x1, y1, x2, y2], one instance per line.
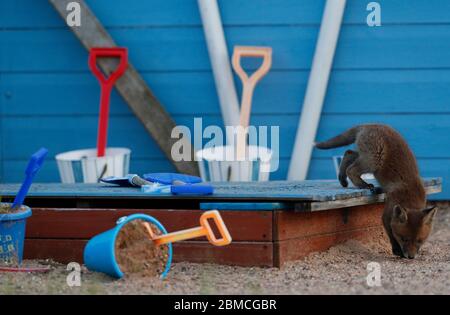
[315, 126, 361, 149]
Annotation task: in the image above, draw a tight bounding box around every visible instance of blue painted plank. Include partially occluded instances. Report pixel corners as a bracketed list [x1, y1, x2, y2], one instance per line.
[4, 69, 450, 116]
[0, 68, 3, 181]
[0, 178, 441, 202]
[199, 202, 289, 211]
[1, 159, 174, 184]
[2, 114, 450, 159]
[3, 0, 450, 28]
[2, 157, 448, 199]
[412, 159, 450, 200]
[1, 113, 449, 197]
[313, 115, 450, 159]
[4, 25, 450, 72]
[2, 0, 450, 203]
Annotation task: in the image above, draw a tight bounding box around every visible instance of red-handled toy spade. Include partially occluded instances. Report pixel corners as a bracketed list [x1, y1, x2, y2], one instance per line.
[89, 47, 128, 157]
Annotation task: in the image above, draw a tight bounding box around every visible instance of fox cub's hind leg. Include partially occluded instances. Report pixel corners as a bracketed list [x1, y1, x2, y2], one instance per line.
[346, 158, 375, 192]
[339, 150, 359, 187]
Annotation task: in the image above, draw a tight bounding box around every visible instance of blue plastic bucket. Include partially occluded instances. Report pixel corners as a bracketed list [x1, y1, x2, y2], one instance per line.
[84, 213, 173, 279]
[0, 203, 32, 264]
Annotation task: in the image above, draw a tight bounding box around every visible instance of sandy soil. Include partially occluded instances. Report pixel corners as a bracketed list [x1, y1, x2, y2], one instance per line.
[1, 203, 449, 295]
[115, 220, 169, 277]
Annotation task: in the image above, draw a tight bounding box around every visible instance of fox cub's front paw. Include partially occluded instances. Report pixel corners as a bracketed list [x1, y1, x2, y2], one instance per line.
[339, 174, 348, 188]
[367, 183, 377, 193]
[392, 246, 404, 258]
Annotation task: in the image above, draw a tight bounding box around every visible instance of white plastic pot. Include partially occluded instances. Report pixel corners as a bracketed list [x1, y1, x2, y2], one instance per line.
[196, 145, 272, 182]
[55, 148, 131, 183]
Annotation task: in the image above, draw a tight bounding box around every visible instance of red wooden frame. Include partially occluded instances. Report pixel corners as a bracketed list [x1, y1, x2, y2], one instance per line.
[24, 204, 385, 267]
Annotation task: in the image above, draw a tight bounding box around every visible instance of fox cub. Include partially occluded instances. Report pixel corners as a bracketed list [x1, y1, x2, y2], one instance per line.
[316, 124, 437, 259]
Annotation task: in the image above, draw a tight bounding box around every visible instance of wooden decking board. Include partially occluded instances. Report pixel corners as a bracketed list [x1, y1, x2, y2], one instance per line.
[0, 177, 441, 202]
[24, 239, 274, 267]
[173, 241, 273, 267]
[26, 208, 273, 242]
[23, 204, 386, 267]
[296, 185, 442, 211]
[274, 226, 386, 267]
[24, 239, 86, 264]
[12, 179, 441, 268]
[274, 204, 384, 241]
[200, 202, 290, 211]
[24, 224, 384, 268]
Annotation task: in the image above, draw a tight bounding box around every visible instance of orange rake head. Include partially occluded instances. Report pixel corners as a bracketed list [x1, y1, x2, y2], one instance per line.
[143, 210, 232, 247]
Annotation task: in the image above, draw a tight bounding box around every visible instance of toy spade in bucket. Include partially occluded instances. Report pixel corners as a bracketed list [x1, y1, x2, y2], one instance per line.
[232, 46, 272, 161]
[196, 46, 273, 182]
[55, 48, 130, 184]
[12, 147, 48, 210]
[89, 47, 128, 157]
[0, 147, 51, 273]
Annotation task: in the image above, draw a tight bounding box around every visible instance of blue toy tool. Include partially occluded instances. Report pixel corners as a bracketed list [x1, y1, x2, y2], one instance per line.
[11, 148, 48, 209]
[100, 172, 213, 195]
[100, 174, 151, 187]
[143, 173, 213, 195]
[100, 175, 134, 187]
[143, 173, 202, 185]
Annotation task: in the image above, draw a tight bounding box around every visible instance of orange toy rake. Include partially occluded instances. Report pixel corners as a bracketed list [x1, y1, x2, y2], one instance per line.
[143, 210, 232, 246]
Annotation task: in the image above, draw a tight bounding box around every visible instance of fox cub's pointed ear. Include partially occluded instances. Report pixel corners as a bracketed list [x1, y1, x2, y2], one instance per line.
[393, 205, 408, 224]
[422, 206, 437, 225]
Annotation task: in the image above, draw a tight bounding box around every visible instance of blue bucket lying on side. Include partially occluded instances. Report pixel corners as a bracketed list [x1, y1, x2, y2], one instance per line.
[84, 213, 173, 279]
[0, 203, 32, 264]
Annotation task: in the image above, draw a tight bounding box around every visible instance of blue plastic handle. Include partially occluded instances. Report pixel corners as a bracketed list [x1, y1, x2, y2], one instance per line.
[12, 148, 48, 209]
[143, 173, 202, 185]
[170, 184, 214, 195]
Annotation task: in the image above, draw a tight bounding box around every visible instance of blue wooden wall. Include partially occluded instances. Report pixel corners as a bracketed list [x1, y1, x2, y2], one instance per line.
[0, 0, 449, 199]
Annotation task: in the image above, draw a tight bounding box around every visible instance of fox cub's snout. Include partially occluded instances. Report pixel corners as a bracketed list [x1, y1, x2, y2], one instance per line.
[390, 205, 437, 259]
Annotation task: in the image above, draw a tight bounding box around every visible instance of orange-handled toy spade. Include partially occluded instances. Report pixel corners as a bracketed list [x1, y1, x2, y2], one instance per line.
[143, 210, 232, 246]
[89, 47, 128, 157]
[232, 46, 272, 160]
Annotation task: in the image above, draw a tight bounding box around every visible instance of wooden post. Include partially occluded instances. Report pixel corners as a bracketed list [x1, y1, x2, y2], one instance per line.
[48, 0, 199, 176]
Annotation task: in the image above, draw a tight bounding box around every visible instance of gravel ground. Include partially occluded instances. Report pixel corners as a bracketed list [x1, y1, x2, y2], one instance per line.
[1, 202, 449, 295]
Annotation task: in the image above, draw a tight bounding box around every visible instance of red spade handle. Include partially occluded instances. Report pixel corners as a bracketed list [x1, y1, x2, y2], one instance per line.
[89, 47, 128, 157]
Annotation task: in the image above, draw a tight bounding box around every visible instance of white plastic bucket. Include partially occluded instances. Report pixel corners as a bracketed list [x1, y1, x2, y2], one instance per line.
[196, 145, 272, 182]
[55, 148, 131, 183]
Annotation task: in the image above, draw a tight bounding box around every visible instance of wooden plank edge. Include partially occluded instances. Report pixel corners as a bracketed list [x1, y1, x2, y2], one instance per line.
[26, 208, 273, 241]
[273, 225, 385, 267]
[273, 204, 384, 241]
[24, 239, 274, 267]
[296, 184, 442, 212]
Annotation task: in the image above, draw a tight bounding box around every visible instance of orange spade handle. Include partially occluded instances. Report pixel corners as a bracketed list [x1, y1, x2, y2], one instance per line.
[232, 46, 272, 160]
[232, 46, 272, 130]
[143, 210, 232, 247]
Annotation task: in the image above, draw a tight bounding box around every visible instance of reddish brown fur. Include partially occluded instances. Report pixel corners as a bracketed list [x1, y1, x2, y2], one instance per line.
[316, 124, 437, 258]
